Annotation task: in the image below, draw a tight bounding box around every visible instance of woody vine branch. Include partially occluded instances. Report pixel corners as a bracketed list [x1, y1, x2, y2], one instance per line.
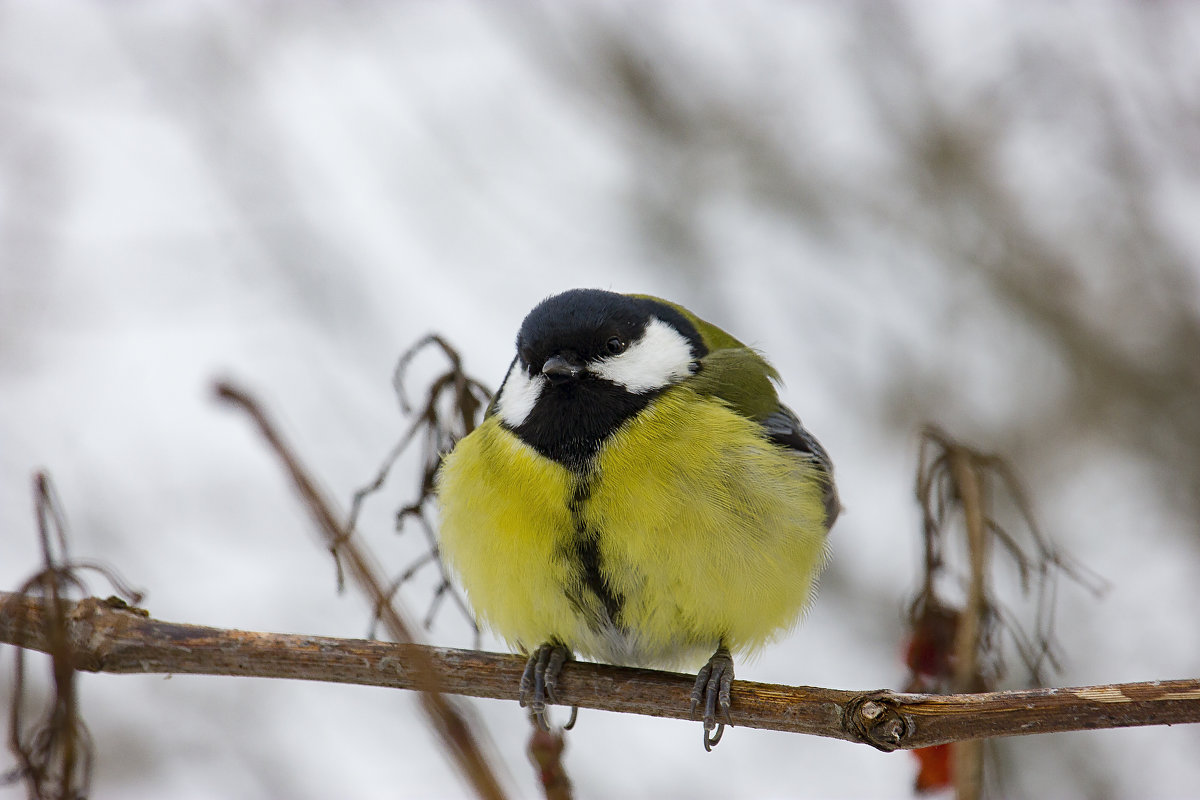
[3, 591, 1198, 752]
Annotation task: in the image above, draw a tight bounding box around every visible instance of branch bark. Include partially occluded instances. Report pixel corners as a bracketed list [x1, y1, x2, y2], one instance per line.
[4, 591, 1198, 751]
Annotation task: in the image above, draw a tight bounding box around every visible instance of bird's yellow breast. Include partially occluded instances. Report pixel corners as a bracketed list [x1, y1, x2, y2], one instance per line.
[436, 386, 829, 668]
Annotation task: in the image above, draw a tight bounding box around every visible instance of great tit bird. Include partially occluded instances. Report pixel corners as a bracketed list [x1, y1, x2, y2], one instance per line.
[436, 289, 838, 749]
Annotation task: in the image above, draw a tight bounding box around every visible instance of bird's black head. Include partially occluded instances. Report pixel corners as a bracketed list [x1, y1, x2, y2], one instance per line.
[494, 289, 707, 470]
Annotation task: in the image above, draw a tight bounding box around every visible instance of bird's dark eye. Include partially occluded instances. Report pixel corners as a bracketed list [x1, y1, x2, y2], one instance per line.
[605, 336, 627, 355]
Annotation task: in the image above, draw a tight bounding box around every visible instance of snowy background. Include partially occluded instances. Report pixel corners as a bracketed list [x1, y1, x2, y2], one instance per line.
[3, 2, 1200, 798]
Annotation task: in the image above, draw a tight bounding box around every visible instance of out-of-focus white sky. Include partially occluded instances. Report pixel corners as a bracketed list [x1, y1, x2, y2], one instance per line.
[3, 3, 1199, 798]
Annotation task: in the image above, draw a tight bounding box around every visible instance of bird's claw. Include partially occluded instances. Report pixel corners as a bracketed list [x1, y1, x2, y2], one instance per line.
[520, 642, 573, 731]
[691, 647, 735, 751]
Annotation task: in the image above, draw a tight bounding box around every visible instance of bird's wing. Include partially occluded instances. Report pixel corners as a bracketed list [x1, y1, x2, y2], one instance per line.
[686, 347, 780, 420]
[685, 348, 840, 530]
[761, 405, 841, 530]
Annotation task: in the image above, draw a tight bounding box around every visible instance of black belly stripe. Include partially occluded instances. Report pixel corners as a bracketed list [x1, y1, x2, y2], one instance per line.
[564, 476, 624, 629]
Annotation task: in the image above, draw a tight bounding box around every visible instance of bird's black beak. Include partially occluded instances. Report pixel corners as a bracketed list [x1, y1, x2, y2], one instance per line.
[542, 354, 585, 384]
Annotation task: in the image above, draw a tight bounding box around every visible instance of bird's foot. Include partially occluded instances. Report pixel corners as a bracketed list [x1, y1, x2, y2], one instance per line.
[690, 647, 735, 751]
[519, 642, 574, 731]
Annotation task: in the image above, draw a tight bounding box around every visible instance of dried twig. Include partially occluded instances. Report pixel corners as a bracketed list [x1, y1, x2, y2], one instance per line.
[3, 474, 143, 800]
[213, 381, 507, 800]
[348, 335, 490, 644]
[908, 427, 1106, 797]
[527, 728, 572, 800]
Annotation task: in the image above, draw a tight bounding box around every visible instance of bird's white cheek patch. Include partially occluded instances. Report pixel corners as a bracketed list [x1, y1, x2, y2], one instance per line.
[591, 317, 696, 393]
[495, 361, 544, 428]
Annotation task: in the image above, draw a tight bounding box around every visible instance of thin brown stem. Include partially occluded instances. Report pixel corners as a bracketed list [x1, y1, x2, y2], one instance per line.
[947, 449, 989, 800]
